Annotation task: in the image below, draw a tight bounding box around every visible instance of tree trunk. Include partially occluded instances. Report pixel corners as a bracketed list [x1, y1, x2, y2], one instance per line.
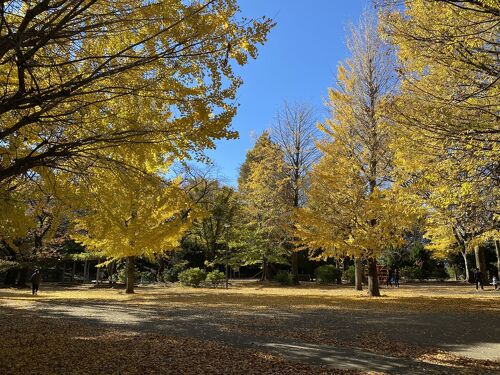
[291, 251, 299, 284]
[495, 240, 500, 280]
[474, 245, 488, 285]
[126, 256, 135, 294]
[83, 260, 89, 283]
[60, 261, 66, 282]
[71, 260, 76, 282]
[354, 257, 363, 291]
[156, 257, 165, 282]
[367, 258, 380, 297]
[461, 250, 470, 283]
[262, 258, 269, 281]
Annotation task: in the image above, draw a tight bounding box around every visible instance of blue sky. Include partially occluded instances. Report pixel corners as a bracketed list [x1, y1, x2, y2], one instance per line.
[206, 0, 369, 185]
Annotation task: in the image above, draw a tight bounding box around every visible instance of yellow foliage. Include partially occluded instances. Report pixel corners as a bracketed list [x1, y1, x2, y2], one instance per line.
[72, 169, 199, 262]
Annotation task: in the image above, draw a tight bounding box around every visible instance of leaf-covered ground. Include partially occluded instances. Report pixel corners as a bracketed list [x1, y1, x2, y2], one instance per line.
[1, 282, 499, 374]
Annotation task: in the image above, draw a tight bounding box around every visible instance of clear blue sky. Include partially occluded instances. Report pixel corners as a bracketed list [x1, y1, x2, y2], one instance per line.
[206, 0, 369, 185]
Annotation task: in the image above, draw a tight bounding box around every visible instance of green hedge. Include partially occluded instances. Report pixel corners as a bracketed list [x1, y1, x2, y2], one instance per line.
[315, 265, 342, 284]
[178, 267, 206, 287]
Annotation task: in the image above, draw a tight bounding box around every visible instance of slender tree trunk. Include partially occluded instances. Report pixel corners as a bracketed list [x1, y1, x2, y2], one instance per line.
[96, 264, 100, 284]
[262, 258, 269, 281]
[354, 257, 363, 291]
[126, 256, 135, 294]
[83, 260, 89, 283]
[367, 258, 380, 297]
[156, 257, 165, 282]
[71, 261, 76, 282]
[461, 250, 470, 282]
[107, 261, 115, 284]
[495, 240, 500, 280]
[474, 245, 488, 285]
[291, 252, 299, 284]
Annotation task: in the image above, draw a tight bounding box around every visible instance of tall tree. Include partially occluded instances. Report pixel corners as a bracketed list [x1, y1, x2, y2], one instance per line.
[297, 11, 417, 296]
[380, 0, 499, 157]
[380, 0, 499, 282]
[0, 1, 273, 246]
[237, 132, 292, 280]
[72, 169, 198, 293]
[189, 182, 239, 263]
[271, 101, 320, 283]
[0, 0, 273, 184]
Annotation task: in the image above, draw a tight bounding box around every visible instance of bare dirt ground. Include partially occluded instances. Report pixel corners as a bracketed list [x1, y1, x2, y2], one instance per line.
[1, 281, 499, 374]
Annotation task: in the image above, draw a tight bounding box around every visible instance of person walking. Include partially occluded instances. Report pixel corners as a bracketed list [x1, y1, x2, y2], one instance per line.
[492, 275, 498, 290]
[473, 268, 483, 290]
[30, 269, 42, 295]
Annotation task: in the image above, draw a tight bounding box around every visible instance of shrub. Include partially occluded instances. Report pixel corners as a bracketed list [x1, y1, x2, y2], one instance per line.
[0, 260, 19, 273]
[139, 271, 156, 283]
[206, 270, 225, 288]
[163, 261, 188, 282]
[315, 265, 342, 284]
[343, 265, 356, 284]
[400, 266, 423, 281]
[274, 270, 293, 285]
[178, 267, 206, 287]
[432, 265, 449, 281]
[116, 265, 139, 283]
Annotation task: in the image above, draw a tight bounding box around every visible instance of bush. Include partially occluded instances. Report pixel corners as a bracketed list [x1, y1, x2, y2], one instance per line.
[139, 271, 156, 283]
[432, 264, 449, 281]
[116, 265, 139, 283]
[343, 265, 356, 284]
[400, 266, 423, 281]
[178, 267, 206, 287]
[163, 261, 188, 282]
[274, 270, 293, 285]
[206, 270, 225, 288]
[315, 265, 342, 284]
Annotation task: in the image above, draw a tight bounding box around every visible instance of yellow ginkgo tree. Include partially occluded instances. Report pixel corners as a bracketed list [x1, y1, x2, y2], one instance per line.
[297, 11, 418, 296]
[72, 168, 199, 293]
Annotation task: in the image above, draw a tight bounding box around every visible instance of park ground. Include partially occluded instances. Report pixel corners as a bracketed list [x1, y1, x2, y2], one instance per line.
[0, 282, 499, 374]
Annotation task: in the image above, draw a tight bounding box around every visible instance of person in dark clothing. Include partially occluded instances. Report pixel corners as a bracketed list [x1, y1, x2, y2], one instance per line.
[473, 268, 483, 290]
[30, 269, 41, 295]
[394, 269, 400, 288]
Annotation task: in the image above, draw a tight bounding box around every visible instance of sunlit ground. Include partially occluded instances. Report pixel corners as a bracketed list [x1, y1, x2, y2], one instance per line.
[1, 281, 498, 312]
[1, 282, 499, 374]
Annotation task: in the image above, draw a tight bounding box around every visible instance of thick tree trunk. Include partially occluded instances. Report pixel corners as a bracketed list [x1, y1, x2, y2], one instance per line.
[461, 250, 470, 283]
[354, 257, 363, 291]
[495, 240, 500, 280]
[367, 258, 380, 297]
[126, 256, 135, 293]
[474, 246, 488, 285]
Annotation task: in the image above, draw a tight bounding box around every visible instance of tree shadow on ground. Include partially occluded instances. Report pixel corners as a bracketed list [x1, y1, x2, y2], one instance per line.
[1, 288, 499, 374]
